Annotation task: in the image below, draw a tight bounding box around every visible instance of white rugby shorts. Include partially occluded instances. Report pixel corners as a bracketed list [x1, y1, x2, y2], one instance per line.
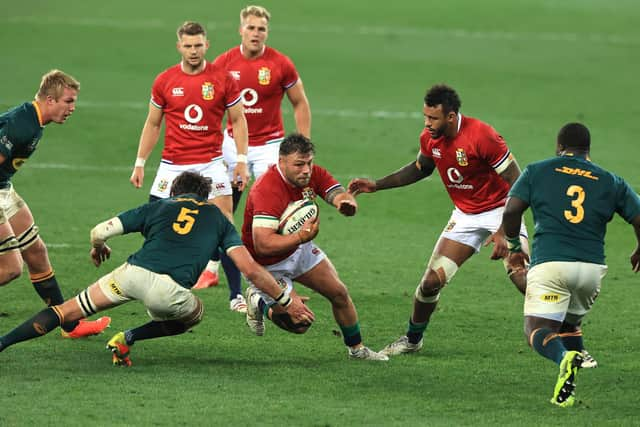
[247, 241, 325, 305]
[440, 206, 528, 253]
[0, 184, 26, 224]
[97, 263, 199, 321]
[149, 158, 231, 200]
[524, 261, 607, 322]
[222, 130, 281, 181]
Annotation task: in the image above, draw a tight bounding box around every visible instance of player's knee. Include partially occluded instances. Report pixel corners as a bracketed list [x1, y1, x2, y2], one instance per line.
[560, 316, 581, 332]
[181, 297, 204, 329]
[327, 284, 351, 309]
[0, 265, 22, 286]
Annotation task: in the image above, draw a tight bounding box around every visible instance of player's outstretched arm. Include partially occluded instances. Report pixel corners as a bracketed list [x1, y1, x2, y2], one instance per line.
[228, 246, 315, 324]
[228, 102, 250, 191]
[349, 154, 435, 196]
[130, 105, 163, 188]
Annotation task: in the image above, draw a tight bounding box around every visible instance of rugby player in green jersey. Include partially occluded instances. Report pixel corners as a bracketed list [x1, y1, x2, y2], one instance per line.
[0, 70, 110, 338]
[0, 171, 314, 366]
[502, 122, 640, 407]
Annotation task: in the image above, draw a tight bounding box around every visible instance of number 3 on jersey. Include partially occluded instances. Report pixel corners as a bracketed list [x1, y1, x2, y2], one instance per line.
[173, 207, 199, 234]
[564, 185, 585, 224]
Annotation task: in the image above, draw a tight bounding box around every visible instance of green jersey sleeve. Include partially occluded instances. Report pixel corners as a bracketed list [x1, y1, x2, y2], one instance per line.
[118, 203, 152, 234]
[614, 175, 640, 223]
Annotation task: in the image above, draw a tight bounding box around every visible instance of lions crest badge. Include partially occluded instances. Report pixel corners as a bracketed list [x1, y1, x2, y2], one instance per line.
[302, 187, 316, 200]
[455, 148, 468, 167]
[201, 82, 214, 100]
[258, 67, 271, 85]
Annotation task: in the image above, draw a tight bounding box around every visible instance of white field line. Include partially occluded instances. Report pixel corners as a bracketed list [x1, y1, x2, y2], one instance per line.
[72, 100, 423, 120]
[5, 15, 640, 46]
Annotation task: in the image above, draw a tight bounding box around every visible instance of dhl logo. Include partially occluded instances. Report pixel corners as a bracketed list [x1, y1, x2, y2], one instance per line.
[554, 166, 599, 180]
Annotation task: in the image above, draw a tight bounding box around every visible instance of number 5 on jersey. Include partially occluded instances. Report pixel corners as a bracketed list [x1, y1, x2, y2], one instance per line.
[173, 207, 199, 234]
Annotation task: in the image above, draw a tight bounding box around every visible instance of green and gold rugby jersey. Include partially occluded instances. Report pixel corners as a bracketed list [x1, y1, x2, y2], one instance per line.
[509, 155, 640, 266]
[0, 102, 44, 188]
[118, 194, 243, 288]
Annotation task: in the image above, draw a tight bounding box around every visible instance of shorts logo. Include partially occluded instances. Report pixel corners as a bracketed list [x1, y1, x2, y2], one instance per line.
[215, 183, 226, 191]
[456, 148, 468, 166]
[157, 179, 169, 193]
[312, 247, 321, 255]
[202, 82, 214, 100]
[445, 220, 456, 232]
[276, 278, 287, 290]
[302, 187, 316, 200]
[109, 280, 123, 296]
[258, 67, 271, 85]
[541, 293, 560, 303]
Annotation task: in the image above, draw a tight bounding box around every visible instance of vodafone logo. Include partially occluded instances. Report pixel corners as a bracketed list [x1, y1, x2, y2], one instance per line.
[240, 88, 263, 114]
[240, 88, 259, 106]
[184, 104, 203, 123]
[179, 104, 208, 131]
[446, 167, 473, 190]
[446, 167, 463, 184]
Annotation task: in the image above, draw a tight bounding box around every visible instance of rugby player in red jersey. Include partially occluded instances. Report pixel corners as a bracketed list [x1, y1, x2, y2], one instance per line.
[129, 22, 250, 312]
[349, 84, 530, 356]
[213, 5, 311, 212]
[242, 133, 387, 361]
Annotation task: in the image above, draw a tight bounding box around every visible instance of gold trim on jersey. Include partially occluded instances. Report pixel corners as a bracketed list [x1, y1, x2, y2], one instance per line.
[31, 101, 44, 127]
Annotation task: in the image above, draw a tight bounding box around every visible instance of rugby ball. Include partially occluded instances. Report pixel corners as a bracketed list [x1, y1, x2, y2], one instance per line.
[278, 199, 319, 235]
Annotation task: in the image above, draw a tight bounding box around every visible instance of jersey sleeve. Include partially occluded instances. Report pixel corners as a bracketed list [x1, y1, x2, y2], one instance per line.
[477, 125, 512, 174]
[313, 166, 341, 200]
[224, 72, 242, 108]
[418, 129, 432, 159]
[508, 166, 532, 204]
[117, 203, 152, 234]
[252, 187, 285, 230]
[150, 73, 166, 110]
[613, 175, 640, 223]
[219, 216, 244, 252]
[280, 54, 300, 89]
[0, 122, 14, 159]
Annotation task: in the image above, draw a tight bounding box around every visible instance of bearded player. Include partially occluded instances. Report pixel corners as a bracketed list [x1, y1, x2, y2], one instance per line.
[242, 133, 387, 361]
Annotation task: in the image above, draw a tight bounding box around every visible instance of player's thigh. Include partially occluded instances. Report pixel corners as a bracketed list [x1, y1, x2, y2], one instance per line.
[211, 195, 233, 220]
[222, 130, 238, 180]
[565, 262, 606, 321]
[105, 263, 198, 321]
[524, 262, 571, 322]
[0, 219, 22, 281]
[296, 258, 348, 300]
[6, 196, 34, 236]
[200, 160, 233, 199]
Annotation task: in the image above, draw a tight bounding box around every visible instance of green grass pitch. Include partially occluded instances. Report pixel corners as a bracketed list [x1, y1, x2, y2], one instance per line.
[1, 1, 640, 425]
